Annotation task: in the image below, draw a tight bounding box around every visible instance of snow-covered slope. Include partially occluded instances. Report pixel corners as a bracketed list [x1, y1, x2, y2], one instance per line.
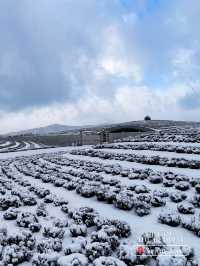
[6, 124, 82, 136]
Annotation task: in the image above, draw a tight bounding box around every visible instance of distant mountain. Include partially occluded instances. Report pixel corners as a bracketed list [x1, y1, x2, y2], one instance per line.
[4, 119, 200, 136]
[5, 124, 83, 136]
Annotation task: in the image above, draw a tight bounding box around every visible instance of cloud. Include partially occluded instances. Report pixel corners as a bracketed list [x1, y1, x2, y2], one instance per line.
[0, 83, 197, 134]
[0, 0, 130, 111]
[0, 0, 200, 132]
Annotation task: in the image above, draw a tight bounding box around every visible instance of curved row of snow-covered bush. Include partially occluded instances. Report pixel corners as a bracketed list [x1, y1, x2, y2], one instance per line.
[0, 140, 48, 153]
[94, 143, 200, 155]
[0, 156, 196, 265]
[71, 148, 200, 169]
[12, 154, 200, 236]
[45, 155, 196, 190]
[115, 133, 200, 143]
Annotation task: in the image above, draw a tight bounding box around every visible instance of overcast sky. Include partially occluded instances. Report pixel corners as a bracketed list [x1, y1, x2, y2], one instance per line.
[0, 0, 200, 133]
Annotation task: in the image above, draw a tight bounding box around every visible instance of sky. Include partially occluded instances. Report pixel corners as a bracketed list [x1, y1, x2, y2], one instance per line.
[0, 0, 200, 133]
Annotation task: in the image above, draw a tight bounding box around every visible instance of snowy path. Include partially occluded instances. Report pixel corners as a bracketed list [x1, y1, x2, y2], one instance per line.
[0, 146, 83, 159]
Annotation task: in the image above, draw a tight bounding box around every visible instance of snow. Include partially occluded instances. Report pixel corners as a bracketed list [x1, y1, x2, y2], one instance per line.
[99, 147, 200, 160]
[0, 132, 200, 265]
[0, 141, 11, 147]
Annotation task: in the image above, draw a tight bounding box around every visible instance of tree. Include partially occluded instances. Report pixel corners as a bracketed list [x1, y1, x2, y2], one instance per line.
[144, 115, 151, 121]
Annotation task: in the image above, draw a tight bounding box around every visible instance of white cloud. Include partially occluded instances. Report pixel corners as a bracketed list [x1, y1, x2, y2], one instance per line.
[172, 48, 195, 66]
[99, 25, 143, 82]
[1, 83, 199, 134]
[0, 0, 200, 132]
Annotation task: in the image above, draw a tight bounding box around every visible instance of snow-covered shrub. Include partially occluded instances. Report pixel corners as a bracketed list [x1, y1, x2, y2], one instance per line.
[32, 252, 59, 266]
[7, 230, 36, 250]
[63, 180, 78, 190]
[195, 184, 200, 194]
[29, 223, 42, 233]
[95, 185, 109, 201]
[69, 224, 87, 237]
[53, 218, 68, 228]
[44, 194, 54, 203]
[182, 215, 200, 236]
[148, 175, 163, 184]
[135, 185, 150, 194]
[177, 202, 195, 214]
[58, 253, 88, 266]
[151, 196, 166, 207]
[53, 197, 68, 207]
[190, 194, 200, 208]
[16, 212, 41, 232]
[180, 246, 194, 259]
[3, 207, 18, 220]
[36, 238, 62, 253]
[158, 209, 181, 227]
[163, 179, 175, 187]
[103, 177, 119, 186]
[134, 200, 151, 216]
[170, 192, 187, 203]
[69, 207, 98, 227]
[85, 242, 111, 261]
[90, 227, 120, 250]
[35, 188, 50, 198]
[54, 179, 65, 187]
[1, 244, 33, 265]
[136, 194, 151, 203]
[176, 175, 190, 182]
[36, 203, 48, 217]
[117, 243, 137, 265]
[111, 219, 131, 238]
[156, 249, 187, 266]
[0, 195, 21, 210]
[0, 186, 6, 195]
[64, 236, 87, 256]
[175, 181, 190, 191]
[76, 183, 96, 198]
[104, 187, 119, 204]
[114, 192, 134, 210]
[128, 172, 140, 180]
[190, 178, 200, 187]
[61, 204, 69, 214]
[22, 195, 37, 206]
[94, 256, 127, 266]
[43, 226, 65, 239]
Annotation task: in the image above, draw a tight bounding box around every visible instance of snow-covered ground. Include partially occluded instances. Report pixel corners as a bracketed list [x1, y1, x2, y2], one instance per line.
[0, 141, 53, 153]
[0, 141, 20, 152]
[0, 141, 11, 147]
[0, 134, 200, 265]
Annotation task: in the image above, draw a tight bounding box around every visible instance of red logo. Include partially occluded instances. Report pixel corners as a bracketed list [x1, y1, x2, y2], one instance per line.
[136, 246, 145, 255]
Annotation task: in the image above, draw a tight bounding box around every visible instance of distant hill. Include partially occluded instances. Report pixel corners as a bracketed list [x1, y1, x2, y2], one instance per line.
[5, 124, 83, 136]
[3, 119, 200, 136]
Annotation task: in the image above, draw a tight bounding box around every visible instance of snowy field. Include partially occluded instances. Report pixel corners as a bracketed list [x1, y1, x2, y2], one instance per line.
[0, 131, 200, 265]
[0, 140, 51, 153]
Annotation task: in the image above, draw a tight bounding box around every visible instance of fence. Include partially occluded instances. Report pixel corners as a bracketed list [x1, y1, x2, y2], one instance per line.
[11, 130, 143, 147]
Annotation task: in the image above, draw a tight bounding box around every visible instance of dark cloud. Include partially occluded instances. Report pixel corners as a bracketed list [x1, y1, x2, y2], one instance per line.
[0, 0, 124, 111]
[0, 0, 200, 118]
